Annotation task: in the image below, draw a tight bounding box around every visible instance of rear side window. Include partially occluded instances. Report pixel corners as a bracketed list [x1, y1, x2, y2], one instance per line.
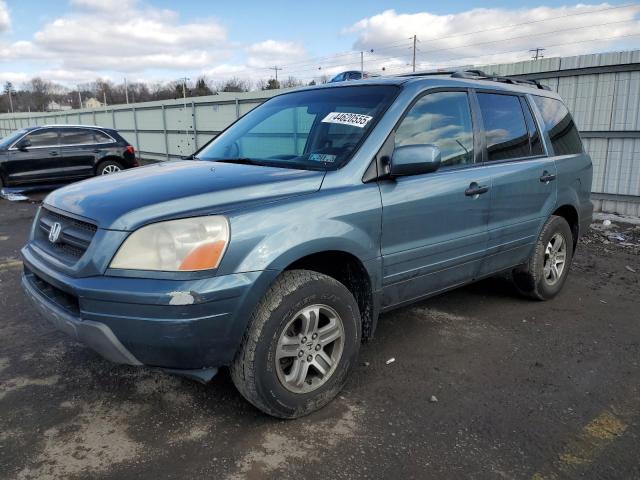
[93, 130, 113, 143]
[395, 91, 474, 168]
[60, 128, 97, 145]
[25, 129, 58, 147]
[532, 96, 583, 155]
[477, 93, 529, 161]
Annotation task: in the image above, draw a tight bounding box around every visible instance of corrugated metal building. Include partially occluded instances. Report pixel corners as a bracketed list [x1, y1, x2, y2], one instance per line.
[1, 49, 639, 215]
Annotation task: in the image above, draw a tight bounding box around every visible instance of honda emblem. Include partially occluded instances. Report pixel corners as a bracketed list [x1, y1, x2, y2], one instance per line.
[48, 222, 62, 243]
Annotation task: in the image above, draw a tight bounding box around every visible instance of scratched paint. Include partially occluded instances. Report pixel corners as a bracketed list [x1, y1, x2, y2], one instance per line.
[168, 291, 195, 306]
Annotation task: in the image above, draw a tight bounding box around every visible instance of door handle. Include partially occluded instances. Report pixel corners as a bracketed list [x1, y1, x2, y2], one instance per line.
[465, 182, 489, 196]
[49, 151, 59, 156]
[540, 171, 556, 183]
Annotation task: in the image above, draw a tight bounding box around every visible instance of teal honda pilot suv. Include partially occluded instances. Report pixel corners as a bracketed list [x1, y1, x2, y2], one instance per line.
[21, 71, 593, 418]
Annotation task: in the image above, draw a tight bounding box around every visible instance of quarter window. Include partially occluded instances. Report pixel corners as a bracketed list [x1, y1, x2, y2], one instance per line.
[521, 98, 544, 156]
[532, 96, 583, 155]
[477, 93, 529, 161]
[93, 130, 113, 143]
[59, 128, 97, 145]
[24, 129, 58, 147]
[395, 91, 474, 168]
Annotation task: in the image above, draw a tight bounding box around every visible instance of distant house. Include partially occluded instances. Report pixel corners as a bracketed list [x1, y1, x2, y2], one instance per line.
[84, 97, 103, 109]
[46, 101, 72, 112]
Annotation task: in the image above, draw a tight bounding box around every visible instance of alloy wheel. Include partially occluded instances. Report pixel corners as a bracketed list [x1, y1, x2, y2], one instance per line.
[543, 232, 567, 286]
[275, 304, 345, 394]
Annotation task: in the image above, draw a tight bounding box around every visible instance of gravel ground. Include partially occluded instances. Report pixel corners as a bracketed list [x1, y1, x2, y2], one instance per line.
[0, 194, 639, 480]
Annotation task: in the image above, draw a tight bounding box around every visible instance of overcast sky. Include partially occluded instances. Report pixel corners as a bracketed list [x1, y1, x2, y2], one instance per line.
[0, 0, 639, 86]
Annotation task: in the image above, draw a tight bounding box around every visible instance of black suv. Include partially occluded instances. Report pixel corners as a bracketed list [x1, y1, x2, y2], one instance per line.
[0, 125, 138, 188]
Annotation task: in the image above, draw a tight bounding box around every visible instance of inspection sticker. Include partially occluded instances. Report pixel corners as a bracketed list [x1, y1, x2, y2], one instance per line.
[321, 112, 373, 128]
[309, 153, 336, 163]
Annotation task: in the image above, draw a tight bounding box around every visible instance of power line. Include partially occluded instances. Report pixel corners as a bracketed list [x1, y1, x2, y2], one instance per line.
[229, 5, 639, 81]
[416, 3, 638, 46]
[279, 3, 637, 74]
[379, 32, 640, 74]
[415, 18, 639, 59]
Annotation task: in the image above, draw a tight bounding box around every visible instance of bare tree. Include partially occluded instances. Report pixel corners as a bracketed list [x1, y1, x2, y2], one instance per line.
[217, 77, 250, 93]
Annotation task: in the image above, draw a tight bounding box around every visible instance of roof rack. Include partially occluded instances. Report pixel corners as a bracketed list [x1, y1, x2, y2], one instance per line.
[401, 69, 551, 91]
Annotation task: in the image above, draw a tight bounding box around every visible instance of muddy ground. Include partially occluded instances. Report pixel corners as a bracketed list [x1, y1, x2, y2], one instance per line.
[0, 194, 639, 480]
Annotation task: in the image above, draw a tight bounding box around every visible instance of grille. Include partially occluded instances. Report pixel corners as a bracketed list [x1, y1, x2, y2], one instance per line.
[27, 269, 80, 316]
[35, 208, 97, 264]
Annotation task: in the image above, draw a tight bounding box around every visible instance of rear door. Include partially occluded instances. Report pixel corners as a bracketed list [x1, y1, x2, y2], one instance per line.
[475, 91, 557, 274]
[57, 127, 101, 178]
[5, 128, 61, 183]
[379, 90, 491, 308]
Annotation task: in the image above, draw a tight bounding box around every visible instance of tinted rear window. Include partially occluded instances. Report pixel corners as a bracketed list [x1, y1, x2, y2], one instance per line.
[60, 128, 97, 145]
[532, 96, 583, 155]
[477, 93, 529, 161]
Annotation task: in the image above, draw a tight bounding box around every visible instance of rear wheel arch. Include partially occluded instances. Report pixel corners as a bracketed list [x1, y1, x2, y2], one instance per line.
[552, 204, 580, 249]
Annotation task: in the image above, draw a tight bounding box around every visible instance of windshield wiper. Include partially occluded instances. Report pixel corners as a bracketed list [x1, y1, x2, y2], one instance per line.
[213, 157, 264, 166]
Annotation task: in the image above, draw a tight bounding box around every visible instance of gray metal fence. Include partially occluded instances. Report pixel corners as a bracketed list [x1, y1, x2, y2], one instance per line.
[1, 50, 639, 215]
[0, 89, 279, 162]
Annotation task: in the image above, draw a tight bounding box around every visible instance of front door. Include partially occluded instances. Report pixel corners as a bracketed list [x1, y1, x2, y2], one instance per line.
[379, 90, 491, 309]
[5, 128, 61, 184]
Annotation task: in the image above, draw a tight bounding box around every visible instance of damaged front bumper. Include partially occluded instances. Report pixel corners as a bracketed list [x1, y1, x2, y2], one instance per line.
[21, 244, 278, 372]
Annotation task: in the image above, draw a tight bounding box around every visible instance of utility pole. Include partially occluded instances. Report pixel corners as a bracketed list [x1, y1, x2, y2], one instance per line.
[78, 89, 83, 109]
[530, 48, 545, 60]
[7, 87, 13, 113]
[124, 77, 129, 104]
[271, 65, 282, 82]
[412, 35, 418, 72]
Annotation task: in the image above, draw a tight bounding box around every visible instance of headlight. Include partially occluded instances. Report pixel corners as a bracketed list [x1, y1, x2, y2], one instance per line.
[110, 216, 229, 271]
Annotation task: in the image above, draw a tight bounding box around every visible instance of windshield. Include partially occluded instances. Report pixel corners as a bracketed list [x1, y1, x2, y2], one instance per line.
[196, 85, 399, 170]
[0, 129, 28, 150]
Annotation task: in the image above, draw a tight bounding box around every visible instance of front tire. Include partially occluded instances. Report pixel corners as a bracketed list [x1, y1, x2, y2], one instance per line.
[231, 270, 361, 418]
[512, 215, 574, 300]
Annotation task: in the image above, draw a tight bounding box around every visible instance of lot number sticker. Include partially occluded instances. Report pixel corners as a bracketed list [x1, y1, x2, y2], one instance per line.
[321, 112, 373, 128]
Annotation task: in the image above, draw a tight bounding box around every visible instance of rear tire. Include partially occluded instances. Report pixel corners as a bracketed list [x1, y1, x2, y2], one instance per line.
[96, 160, 123, 175]
[231, 270, 361, 419]
[512, 215, 574, 300]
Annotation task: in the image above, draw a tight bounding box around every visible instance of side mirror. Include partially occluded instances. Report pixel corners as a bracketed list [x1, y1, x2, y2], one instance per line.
[15, 138, 31, 151]
[389, 144, 441, 176]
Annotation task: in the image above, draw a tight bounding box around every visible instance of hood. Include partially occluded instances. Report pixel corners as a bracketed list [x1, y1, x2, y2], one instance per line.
[45, 160, 325, 230]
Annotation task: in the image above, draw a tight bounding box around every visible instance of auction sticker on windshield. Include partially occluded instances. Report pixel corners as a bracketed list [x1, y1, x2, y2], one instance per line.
[321, 112, 373, 128]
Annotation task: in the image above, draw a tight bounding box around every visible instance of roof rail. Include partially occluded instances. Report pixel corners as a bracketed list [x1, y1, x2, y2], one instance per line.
[400, 69, 551, 91]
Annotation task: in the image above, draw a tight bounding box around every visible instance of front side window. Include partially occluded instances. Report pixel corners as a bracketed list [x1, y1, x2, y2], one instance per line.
[25, 129, 59, 148]
[197, 85, 399, 170]
[395, 91, 475, 168]
[59, 128, 97, 145]
[477, 93, 530, 161]
[532, 96, 583, 156]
